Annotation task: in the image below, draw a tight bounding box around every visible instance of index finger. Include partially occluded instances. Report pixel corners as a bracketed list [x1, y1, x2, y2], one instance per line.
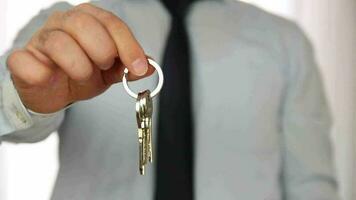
[74, 3, 148, 76]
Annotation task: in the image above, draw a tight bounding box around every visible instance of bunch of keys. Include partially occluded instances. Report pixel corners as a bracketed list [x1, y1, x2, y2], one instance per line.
[122, 58, 164, 175]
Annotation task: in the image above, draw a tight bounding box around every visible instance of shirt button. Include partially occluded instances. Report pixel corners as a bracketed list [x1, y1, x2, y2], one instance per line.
[15, 110, 27, 124]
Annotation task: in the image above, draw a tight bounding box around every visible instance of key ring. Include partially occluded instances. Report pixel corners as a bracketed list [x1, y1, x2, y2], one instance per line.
[122, 58, 164, 99]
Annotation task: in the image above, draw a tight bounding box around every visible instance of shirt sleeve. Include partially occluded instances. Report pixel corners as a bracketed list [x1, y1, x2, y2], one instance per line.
[0, 1, 72, 143]
[281, 23, 340, 199]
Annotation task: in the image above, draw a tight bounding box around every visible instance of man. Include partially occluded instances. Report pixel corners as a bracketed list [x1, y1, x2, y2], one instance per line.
[0, 0, 339, 199]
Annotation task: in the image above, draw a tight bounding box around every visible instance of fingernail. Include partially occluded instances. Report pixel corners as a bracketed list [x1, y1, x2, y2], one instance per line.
[131, 58, 148, 76]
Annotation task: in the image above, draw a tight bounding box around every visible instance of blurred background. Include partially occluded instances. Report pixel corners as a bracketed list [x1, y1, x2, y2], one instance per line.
[0, 0, 355, 199]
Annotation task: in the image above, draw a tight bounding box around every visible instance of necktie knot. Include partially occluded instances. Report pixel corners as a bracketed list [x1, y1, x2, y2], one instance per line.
[160, 0, 194, 18]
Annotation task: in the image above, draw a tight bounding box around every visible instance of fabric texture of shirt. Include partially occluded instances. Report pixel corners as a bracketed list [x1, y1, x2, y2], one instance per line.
[0, 0, 340, 199]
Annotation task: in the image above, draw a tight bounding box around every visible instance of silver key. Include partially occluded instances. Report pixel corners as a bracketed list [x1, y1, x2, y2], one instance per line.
[136, 90, 153, 175]
[122, 58, 164, 175]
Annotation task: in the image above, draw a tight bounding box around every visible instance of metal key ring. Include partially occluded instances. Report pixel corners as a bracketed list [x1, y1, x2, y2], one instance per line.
[122, 58, 164, 99]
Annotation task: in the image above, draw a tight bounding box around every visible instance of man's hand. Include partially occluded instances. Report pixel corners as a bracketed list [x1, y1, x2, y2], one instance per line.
[6, 3, 154, 113]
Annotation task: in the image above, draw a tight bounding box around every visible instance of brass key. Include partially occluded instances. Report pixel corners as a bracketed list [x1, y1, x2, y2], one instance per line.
[136, 90, 153, 175]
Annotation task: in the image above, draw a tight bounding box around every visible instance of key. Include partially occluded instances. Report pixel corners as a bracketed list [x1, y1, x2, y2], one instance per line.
[122, 58, 164, 175]
[137, 125, 145, 175]
[147, 111, 153, 163]
[136, 95, 146, 175]
[136, 90, 153, 175]
[139, 91, 153, 163]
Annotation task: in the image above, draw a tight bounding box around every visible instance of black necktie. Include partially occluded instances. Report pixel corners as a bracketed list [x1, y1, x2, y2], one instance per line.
[155, 0, 194, 200]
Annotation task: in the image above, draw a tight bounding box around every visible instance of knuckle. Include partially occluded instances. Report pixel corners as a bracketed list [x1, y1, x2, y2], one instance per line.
[7, 50, 23, 69]
[102, 48, 117, 62]
[75, 2, 94, 10]
[63, 8, 77, 18]
[28, 72, 49, 85]
[70, 59, 93, 81]
[41, 30, 67, 52]
[63, 10, 95, 30]
[104, 14, 128, 32]
[100, 11, 116, 22]
[37, 29, 51, 49]
[97, 42, 117, 62]
[7, 51, 49, 85]
[47, 11, 63, 24]
[62, 9, 80, 22]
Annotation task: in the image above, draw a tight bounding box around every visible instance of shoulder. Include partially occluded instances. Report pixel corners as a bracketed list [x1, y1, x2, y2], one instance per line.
[194, 1, 312, 63]
[234, 1, 311, 54]
[188, 0, 315, 81]
[190, 0, 309, 50]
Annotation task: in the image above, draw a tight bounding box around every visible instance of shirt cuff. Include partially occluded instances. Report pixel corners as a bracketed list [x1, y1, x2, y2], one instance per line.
[2, 74, 67, 131]
[2, 74, 33, 130]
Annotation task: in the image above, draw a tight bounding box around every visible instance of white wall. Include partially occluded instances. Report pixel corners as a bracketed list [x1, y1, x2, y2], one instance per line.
[0, 1, 8, 199]
[294, 1, 356, 199]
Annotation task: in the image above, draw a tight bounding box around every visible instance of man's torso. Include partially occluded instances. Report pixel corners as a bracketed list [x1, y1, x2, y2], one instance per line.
[54, 0, 290, 199]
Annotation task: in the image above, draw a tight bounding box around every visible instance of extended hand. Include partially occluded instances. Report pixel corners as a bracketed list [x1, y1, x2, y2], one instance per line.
[7, 3, 154, 113]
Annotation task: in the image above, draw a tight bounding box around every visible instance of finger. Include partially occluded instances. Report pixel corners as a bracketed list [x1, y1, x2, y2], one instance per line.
[74, 3, 148, 76]
[102, 58, 155, 85]
[31, 30, 93, 81]
[118, 63, 155, 82]
[42, 10, 117, 70]
[7, 49, 54, 86]
[101, 59, 123, 85]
